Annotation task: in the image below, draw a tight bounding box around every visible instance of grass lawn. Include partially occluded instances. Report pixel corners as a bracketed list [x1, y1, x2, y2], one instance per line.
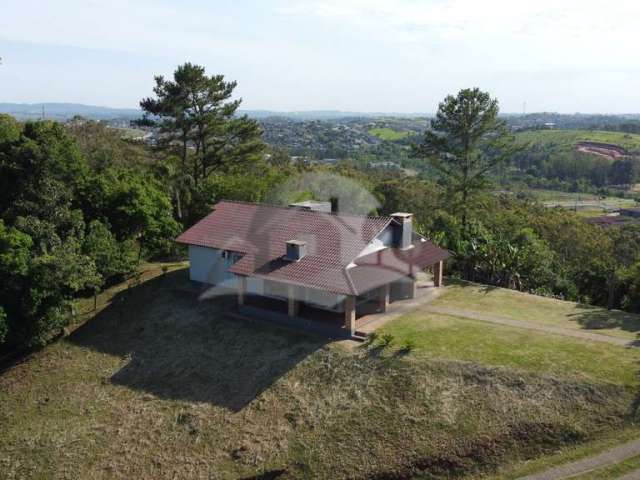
[430, 282, 640, 341]
[368, 127, 409, 141]
[377, 311, 640, 386]
[1, 267, 639, 479]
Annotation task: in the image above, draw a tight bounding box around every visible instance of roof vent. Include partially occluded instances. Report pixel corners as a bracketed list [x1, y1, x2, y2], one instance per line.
[391, 212, 413, 250]
[286, 240, 307, 261]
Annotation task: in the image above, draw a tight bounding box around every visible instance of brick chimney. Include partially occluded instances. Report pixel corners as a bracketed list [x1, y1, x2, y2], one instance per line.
[391, 213, 413, 250]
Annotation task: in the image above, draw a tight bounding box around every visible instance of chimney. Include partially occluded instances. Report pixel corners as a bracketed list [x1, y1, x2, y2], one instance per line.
[391, 213, 413, 249]
[286, 240, 307, 261]
[330, 196, 339, 213]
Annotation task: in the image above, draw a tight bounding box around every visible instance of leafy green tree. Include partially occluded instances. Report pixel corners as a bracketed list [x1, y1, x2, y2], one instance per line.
[79, 168, 180, 259]
[154, 156, 194, 220]
[414, 88, 516, 229]
[83, 220, 137, 282]
[0, 121, 88, 222]
[0, 114, 21, 147]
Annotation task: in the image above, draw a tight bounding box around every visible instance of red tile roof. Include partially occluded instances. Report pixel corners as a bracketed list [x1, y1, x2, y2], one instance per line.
[177, 200, 449, 295]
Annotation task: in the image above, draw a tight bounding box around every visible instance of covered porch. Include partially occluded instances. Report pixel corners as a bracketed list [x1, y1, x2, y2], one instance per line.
[236, 259, 444, 338]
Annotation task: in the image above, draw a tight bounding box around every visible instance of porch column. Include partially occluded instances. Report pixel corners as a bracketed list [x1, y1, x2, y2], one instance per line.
[433, 260, 444, 287]
[237, 276, 247, 306]
[287, 284, 300, 317]
[378, 284, 390, 312]
[344, 295, 356, 335]
[408, 276, 417, 299]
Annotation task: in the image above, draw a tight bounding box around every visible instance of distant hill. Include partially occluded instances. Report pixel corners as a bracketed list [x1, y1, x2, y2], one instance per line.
[0, 103, 142, 121]
[0, 103, 431, 122]
[239, 110, 431, 120]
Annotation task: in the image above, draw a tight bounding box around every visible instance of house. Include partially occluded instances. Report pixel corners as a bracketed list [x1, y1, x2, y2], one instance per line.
[176, 200, 449, 337]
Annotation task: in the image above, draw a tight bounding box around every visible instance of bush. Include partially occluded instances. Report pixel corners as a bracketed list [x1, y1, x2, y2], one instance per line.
[378, 333, 394, 349]
[400, 338, 416, 353]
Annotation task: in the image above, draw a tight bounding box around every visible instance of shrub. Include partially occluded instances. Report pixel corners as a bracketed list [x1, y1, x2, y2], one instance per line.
[378, 333, 394, 349]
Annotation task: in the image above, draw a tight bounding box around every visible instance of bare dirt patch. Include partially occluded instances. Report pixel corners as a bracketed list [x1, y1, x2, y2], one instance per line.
[575, 141, 629, 160]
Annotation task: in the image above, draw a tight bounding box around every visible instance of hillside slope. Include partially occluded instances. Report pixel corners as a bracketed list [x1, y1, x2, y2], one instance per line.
[0, 268, 638, 479]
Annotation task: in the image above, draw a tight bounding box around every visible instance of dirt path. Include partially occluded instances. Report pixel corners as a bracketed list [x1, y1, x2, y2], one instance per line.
[517, 439, 640, 479]
[423, 305, 637, 347]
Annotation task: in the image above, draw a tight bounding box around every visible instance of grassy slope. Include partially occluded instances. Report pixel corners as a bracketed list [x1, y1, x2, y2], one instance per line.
[377, 311, 640, 386]
[1, 268, 639, 479]
[430, 283, 640, 341]
[515, 129, 640, 152]
[368, 127, 409, 141]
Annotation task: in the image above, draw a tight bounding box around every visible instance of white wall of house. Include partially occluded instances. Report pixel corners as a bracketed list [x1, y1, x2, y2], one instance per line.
[188, 245, 237, 288]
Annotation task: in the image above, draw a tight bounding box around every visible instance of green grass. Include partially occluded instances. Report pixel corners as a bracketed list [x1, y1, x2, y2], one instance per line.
[368, 127, 409, 141]
[1, 267, 639, 479]
[515, 129, 640, 152]
[378, 311, 640, 386]
[431, 282, 640, 341]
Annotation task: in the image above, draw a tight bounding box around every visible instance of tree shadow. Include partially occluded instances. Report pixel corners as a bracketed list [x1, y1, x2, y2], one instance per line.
[567, 303, 640, 336]
[67, 269, 329, 412]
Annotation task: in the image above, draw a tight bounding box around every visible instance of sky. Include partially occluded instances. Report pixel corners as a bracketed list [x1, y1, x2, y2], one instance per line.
[1, 0, 639, 113]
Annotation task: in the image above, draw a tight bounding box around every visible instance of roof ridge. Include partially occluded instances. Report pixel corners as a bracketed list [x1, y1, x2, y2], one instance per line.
[215, 199, 392, 222]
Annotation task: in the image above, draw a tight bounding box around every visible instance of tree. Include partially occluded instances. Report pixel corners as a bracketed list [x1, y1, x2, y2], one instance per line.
[413, 88, 516, 230]
[140, 63, 265, 188]
[79, 168, 180, 260]
[83, 220, 137, 283]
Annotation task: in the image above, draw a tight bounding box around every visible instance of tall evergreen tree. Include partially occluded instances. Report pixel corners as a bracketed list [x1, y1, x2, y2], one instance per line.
[414, 88, 516, 229]
[140, 63, 265, 188]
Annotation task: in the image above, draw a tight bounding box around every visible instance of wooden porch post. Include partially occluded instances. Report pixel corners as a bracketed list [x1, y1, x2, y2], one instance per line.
[344, 295, 356, 335]
[378, 284, 390, 312]
[408, 276, 417, 299]
[237, 276, 247, 306]
[433, 260, 443, 287]
[287, 284, 300, 317]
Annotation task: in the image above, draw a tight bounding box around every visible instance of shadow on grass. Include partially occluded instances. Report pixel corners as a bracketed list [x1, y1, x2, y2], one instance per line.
[67, 269, 329, 412]
[567, 303, 640, 337]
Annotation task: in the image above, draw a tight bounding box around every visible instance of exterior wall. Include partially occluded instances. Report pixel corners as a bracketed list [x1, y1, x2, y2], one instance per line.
[188, 245, 237, 288]
[188, 246, 344, 312]
[262, 279, 345, 312]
